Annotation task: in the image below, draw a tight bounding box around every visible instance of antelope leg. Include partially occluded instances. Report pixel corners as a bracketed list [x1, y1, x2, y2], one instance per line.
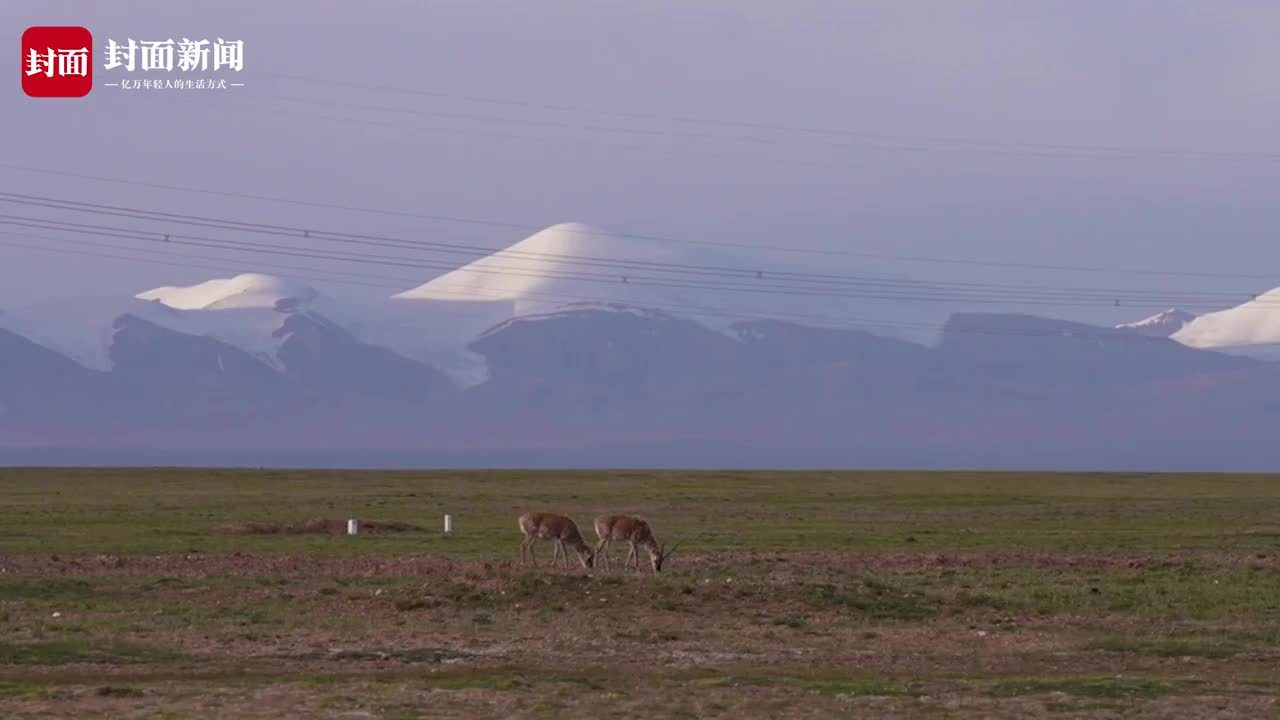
[592, 539, 605, 571]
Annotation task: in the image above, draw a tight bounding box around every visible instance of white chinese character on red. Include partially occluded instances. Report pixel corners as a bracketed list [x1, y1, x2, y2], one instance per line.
[213, 39, 243, 71]
[104, 39, 137, 71]
[57, 48, 89, 77]
[25, 48, 53, 77]
[25, 47, 89, 77]
[140, 39, 175, 71]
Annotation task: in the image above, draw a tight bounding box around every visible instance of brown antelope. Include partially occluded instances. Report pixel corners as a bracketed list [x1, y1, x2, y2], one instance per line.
[593, 515, 680, 573]
[518, 512, 595, 570]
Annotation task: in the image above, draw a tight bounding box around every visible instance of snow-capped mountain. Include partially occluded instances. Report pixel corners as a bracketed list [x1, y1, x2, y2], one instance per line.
[380, 221, 960, 384]
[0, 294, 181, 371]
[0, 274, 341, 372]
[393, 222, 729, 313]
[137, 273, 320, 311]
[941, 312, 1252, 387]
[392, 221, 953, 346]
[0, 273, 459, 414]
[1172, 288, 1280, 358]
[360, 297, 509, 388]
[133, 273, 361, 371]
[1116, 308, 1195, 338]
[7, 225, 1280, 469]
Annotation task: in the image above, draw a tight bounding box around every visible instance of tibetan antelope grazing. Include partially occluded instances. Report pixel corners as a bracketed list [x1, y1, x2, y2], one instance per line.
[517, 512, 595, 570]
[593, 515, 680, 573]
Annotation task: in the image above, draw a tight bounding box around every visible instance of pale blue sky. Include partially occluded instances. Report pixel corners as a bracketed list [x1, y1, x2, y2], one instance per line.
[4, 0, 1280, 324]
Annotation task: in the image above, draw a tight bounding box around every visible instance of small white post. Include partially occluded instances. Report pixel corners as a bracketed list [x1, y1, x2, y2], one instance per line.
[347, 518, 360, 535]
[443, 514, 453, 534]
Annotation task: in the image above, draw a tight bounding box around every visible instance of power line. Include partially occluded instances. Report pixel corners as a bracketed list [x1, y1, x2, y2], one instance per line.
[0, 208, 1269, 310]
[278, 94, 1185, 164]
[0, 230, 946, 332]
[262, 104, 851, 175]
[276, 95, 804, 149]
[3, 164, 1277, 284]
[0, 230, 1201, 345]
[270, 94, 1270, 173]
[0, 230, 419, 293]
[2, 212, 1275, 312]
[266, 71, 1280, 164]
[0, 192, 1272, 308]
[0, 214, 1240, 309]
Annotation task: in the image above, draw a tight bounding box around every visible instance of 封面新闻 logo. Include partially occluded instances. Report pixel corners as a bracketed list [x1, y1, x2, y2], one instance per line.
[22, 26, 245, 96]
[22, 26, 93, 97]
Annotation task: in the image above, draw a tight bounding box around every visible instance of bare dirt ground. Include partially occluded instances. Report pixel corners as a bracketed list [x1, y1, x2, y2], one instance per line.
[3, 552, 1279, 719]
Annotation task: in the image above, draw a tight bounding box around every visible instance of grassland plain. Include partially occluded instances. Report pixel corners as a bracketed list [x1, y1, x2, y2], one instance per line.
[1, 468, 1279, 718]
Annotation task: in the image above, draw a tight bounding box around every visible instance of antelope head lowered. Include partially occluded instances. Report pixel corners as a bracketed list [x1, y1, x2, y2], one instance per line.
[518, 512, 595, 570]
[593, 515, 681, 573]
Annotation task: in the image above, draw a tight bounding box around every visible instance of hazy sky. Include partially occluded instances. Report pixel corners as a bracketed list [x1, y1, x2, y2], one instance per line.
[5, 1, 1280, 325]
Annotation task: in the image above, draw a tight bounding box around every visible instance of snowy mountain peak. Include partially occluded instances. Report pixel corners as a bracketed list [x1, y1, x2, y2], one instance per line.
[1173, 287, 1280, 349]
[392, 222, 630, 305]
[137, 273, 319, 311]
[1116, 308, 1195, 338]
[388, 221, 955, 348]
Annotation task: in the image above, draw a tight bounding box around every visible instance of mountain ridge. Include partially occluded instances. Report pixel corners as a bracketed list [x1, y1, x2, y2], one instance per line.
[4, 222, 1280, 469]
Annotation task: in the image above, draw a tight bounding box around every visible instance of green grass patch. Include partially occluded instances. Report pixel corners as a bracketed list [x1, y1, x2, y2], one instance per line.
[806, 579, 937, 621]
[1045, 701, 1124, 714]
[698, 673, 923, 697]
[6, 468, 1280, 558]
[95, 685, 145, 698]
[991, 677, 1173, 699]
[320, 648, 467, 664]
[1084, 637, 1242, 659]
[421, 672, 529, 691]
[0, 639, 180, 665]
[0, 578, 98, 603]
[686, 671, 926, 696]
[799, 677, 922, 697]
[0, 681, 59, 701]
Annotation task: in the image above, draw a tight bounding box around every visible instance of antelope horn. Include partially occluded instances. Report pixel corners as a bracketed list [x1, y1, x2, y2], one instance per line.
[661, 541, 682, 560]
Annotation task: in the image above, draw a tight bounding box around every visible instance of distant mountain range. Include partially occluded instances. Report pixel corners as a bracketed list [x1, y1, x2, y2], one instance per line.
[3, 223, 1280, 471]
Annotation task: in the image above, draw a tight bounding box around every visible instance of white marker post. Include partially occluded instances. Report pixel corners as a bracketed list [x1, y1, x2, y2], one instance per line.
[443, 514, 453, 534]
[347, 518, 360, 535]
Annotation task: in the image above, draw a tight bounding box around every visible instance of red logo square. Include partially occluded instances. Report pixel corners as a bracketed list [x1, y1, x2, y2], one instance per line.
[21, 26, 93, 98]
